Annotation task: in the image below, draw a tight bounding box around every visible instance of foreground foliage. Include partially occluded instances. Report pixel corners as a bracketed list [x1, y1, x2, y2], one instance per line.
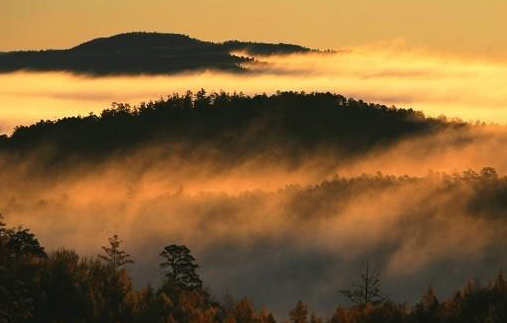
[1, 212, 507, 323]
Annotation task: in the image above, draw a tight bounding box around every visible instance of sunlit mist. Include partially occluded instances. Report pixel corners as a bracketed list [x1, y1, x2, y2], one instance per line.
[1, 48, 506, 133]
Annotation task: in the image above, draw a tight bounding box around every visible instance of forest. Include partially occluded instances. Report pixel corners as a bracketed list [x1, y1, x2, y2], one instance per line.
[2, 208, 507, 323]
[0, 90, 466, 167]
[2, 91, 507, 322]
[3, 0, 506, 321]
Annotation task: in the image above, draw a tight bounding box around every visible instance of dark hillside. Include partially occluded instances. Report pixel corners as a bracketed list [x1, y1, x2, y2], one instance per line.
[0, 91, 464, 165]
[0, 32, 312, 75]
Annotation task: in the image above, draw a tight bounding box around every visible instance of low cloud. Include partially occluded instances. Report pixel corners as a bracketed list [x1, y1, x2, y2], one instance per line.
[2, 126, 507, 316]
[2, 45, 507, 316]
[1, 47, 507, 134]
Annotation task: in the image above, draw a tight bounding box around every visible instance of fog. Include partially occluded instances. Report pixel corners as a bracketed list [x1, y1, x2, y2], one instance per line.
[1, 47, 507, 133]
[2, 124, 507, 316]
[2, 48, 507, 316]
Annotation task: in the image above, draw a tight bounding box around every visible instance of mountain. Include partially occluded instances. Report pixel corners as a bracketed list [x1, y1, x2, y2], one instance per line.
[0, 32, 312, 76]
[0, 91, 463, 167]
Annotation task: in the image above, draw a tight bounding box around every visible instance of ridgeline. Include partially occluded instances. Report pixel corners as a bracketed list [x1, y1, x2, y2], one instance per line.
[0, 32, 312, 75]
[0, 91, 465, 165]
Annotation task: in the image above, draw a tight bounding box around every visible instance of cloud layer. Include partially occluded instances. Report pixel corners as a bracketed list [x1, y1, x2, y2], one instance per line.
[2, 48, 507, 317]
[2, 125, 507, 316]
[1, 48, 507, 133]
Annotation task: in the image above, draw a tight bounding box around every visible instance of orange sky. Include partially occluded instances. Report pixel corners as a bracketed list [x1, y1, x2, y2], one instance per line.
[1, 0, 506, 57]
[0, 0, 506, 131]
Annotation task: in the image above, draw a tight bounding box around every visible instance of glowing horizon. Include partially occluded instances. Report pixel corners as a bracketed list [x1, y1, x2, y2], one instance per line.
[1, 0, 507, 59]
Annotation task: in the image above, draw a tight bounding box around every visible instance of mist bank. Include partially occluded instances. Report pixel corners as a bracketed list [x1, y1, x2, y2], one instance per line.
[0, 91, 463, 170]
[2, 91, 507, 315]
[3, 113, 507, 314]
[3, 162, 507, 316]
[4, 217, 507, 323]
[1, 45, 507, 132]
[3, 90, 507, 177]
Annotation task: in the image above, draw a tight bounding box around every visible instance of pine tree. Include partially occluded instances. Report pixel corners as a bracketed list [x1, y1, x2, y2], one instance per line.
[0, 214, 45, 323]
[98, 234, 133, 270]
[159, 244, 203, 290]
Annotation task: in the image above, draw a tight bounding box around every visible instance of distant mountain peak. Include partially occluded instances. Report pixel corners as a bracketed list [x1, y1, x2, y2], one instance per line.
[71, 32, 209, 52]
[0, 32, 313, 75]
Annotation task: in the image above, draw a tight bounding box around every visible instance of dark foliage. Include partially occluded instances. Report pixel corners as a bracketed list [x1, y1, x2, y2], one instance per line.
[0, 32, 311, 76]
[98, 234, 134, 270]
[0, 215, 46, 323]
[2, 198, 507, 322]
[0, 91, 462, 168]
[160, 244, 203, 291]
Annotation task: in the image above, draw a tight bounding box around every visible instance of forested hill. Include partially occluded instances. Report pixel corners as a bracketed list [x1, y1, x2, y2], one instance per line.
[0, 32, 311, 75]
[0, 91, 466, 164]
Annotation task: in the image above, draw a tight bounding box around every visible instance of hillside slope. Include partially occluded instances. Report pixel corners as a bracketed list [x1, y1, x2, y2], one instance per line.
[0, 91, 465, 166]
[0, 32, 311, 75]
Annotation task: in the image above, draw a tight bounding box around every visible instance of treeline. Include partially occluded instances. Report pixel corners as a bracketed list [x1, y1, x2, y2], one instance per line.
[287, 167, 507, 221]
[2, 216, 507, 323]
[0, 91, 465, 165]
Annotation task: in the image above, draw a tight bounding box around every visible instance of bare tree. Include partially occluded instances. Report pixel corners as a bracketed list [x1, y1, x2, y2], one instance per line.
[340, 261, 386, 305]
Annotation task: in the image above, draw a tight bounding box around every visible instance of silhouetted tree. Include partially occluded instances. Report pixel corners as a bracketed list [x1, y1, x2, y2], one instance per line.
[0, 215, 46, 323]
[340, 261, 386, 306]
[98, 234, 134, 270]
[6, 208, 507, 322]
[5, 227, 46, 261]
[159, 244, 203, 290]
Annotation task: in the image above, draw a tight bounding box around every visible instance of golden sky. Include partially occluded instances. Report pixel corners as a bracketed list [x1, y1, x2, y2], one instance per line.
[1, 0, 506, 57]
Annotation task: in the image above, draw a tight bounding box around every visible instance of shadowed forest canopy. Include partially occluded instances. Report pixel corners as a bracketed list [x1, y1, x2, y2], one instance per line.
[0, 91, 466, 166]
[0, 32, 312, 75]
[3, 90, 507, 321]
[4, 208, 507, 323]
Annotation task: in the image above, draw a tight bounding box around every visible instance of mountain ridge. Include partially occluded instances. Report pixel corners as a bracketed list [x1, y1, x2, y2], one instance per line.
[0, 91, 464, 168]
[0, 32, 312, 76]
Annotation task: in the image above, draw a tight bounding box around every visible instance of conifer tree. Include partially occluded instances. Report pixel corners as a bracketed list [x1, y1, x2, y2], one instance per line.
[98, 234, 134, 270]
[159, 244, 203, 290]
